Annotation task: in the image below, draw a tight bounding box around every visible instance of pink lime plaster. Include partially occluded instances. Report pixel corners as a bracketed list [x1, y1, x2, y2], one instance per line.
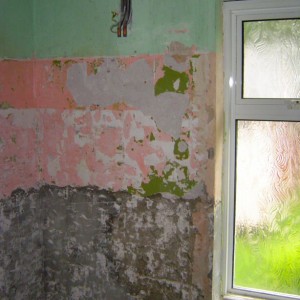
[0, 61, 34, 108]
[0, 110, 38, 195]
[0, 53, 216, 199]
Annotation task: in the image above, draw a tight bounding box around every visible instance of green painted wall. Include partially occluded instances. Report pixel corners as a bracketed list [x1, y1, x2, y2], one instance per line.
[0, 0, 217, 59]
[0, 0, 33, 58]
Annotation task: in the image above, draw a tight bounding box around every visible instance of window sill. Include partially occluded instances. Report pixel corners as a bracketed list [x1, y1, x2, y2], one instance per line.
[224, 294, 267, 300]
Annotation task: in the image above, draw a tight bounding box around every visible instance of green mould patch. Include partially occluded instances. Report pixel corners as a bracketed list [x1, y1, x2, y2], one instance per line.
[189, 60, 196, 90]
[174, 138, 189, 160]
[155, 66, 189, 96]
[52, 60, 62, 70]
[11, 135, 16, 144]
[189, 60, 194, 76]
[128, 161, 196, 197]
[149, 132, 155, 141]
[0, 102, 14, 109]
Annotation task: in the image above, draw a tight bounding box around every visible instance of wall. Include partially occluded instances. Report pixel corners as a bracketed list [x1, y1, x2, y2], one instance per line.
[0, 0, 33, 58]
[33, 0, 216, 57]
[0, 0, 219, 299]
[1, 186, 211, 299]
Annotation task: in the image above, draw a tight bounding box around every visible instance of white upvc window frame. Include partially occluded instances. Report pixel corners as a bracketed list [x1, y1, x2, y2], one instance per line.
[222, 1, 300, 300]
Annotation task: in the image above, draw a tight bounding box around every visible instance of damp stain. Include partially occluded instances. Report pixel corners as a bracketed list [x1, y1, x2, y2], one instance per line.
[52, 60, 62, 70]
[0, 102, 14, 109]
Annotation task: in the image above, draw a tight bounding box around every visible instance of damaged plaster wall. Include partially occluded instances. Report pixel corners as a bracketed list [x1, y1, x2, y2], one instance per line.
[0, 51, 215, 200]
[0, 52, 215, 298]
[66, 57, 190, 138]
[0, 0, 219, 299]
[0, 186, 213, 300]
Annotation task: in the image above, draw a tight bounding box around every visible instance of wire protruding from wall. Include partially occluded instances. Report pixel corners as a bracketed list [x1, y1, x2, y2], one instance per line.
[110, 0, 132, 37]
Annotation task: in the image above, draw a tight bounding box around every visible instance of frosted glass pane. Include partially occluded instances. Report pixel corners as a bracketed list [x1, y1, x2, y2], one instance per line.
[234, 121, 300, 296]
[243, 20, 300, 99]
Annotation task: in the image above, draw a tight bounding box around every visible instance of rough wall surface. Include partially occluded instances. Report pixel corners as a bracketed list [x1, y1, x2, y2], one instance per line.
[0, 1, 216, 58]
[0, 186, 213, 300]
[0, 44, 216, 299]
[0, 189, 43, 299]
[0, 50, 215, 200]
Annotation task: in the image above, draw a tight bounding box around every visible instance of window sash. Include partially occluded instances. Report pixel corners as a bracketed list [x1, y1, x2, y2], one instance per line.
[223, 1, 300, 299]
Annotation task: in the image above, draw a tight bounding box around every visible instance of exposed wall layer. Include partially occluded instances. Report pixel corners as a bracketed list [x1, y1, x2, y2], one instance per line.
[0, 50, 215, 200]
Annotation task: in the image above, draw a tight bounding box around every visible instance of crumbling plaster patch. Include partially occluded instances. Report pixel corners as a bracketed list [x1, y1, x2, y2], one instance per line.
[0, 186, 213, 299]
[67, 58, 189, 138]
[0, 51, 216, 201]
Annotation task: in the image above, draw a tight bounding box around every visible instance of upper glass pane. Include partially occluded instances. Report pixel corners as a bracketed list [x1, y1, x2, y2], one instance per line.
[243, 19, 300, 99]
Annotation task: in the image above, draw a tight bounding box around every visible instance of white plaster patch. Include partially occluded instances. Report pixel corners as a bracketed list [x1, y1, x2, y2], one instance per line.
[67, 59, 189, 138]
[113, 240, 125, 260]
[164, 54, 189, 72]
[146, 199, 154, 208]
[146, 249, 156, 273]
[74, 133, 91, 148]
[183, 182, 205, 200]
[0, 217, 11, 233]
[0, 137, 5, 152]
[152, 141, 174, 158]
[9, 109, 38, 129]
[144, 153, 162, 166]
[173, 78, 180, 91]
[95, 150, 112, 163]
[155, 205, 177, 244]
[47, 156, 61, 177]
[126, 197, 138, 209]
[129, 126, 144, 140]
[128, 111, 156, 127]
[123, 155, 140, 172]
[99, 110, 123, 128]
[176, 206, 191, 235]
[76, 159, 90, 185]
[125, 267, 138, 283]
[176, 168, 187, 181]
[178, 140, 188, 153]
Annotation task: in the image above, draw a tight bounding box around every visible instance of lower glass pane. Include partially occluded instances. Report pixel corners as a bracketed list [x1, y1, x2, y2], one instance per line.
[234, 120, 300, 296]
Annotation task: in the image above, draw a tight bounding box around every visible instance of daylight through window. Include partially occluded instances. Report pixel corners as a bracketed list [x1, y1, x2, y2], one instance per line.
[223, 1, 300, 299]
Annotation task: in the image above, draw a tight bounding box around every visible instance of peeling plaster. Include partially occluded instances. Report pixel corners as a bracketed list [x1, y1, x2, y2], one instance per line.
[155, 65, 189, 96]
[47, 156, 61, 178]
[0, 53, 216, 200]
[67, 59, 189, 138]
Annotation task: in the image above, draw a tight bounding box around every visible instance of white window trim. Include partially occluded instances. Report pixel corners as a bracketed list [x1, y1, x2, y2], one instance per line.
[221, 1, 300, 300]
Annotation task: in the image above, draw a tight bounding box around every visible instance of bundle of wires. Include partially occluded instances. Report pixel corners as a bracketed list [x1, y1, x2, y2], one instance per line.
[111, 0, 132, 37]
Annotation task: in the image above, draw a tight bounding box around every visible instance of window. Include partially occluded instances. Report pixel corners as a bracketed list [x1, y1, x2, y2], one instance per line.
[223, 1, 300, 299]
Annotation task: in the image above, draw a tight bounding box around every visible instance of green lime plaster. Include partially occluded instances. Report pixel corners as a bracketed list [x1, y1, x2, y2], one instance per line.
[0, 0, 218, 58]
[174, 138, 189, 160]
[155, 66, 189, 96]
[52, 60, 62, 69]
[189, 60, 196, 76]
[0, 0, 33, 58]
[149, 132, 155, 141]
[0, 102, 14, 109]
[128, 161, 196, 197]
